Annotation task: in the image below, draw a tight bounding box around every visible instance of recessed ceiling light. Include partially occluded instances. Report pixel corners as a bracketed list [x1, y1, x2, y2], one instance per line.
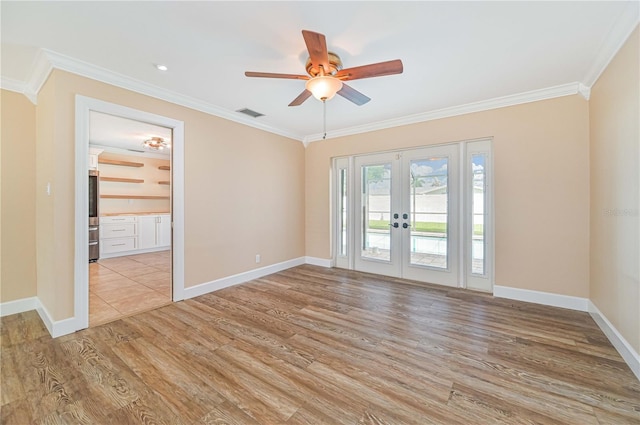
[156, 64, 168, 71]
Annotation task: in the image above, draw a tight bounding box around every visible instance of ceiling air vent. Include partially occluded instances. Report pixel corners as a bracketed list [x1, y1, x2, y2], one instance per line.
[236, 108, 265, 118]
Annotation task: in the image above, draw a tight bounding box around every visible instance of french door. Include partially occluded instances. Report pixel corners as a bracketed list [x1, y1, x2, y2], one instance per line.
[334, 140, 492, 291]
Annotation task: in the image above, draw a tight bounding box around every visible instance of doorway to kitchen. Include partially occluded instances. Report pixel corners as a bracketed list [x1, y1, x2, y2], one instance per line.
[75, 96, 185, 332]
[333, 139, 493, 291]
[88, 112, 173, 326]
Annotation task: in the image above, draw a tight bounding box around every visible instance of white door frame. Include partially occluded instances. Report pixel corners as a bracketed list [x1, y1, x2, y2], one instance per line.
[74, 95, 185, 331]
[333, 157, 353, 270]
[332, 139, 493, 291]
[464, 139, 493, 291]
[353, 152, 403, 277]
[400, 144, 460, 287]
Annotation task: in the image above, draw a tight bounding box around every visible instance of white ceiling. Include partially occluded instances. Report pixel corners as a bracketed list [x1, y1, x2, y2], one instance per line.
[2, 1, 638, 143]
[89, 112, 172, 157]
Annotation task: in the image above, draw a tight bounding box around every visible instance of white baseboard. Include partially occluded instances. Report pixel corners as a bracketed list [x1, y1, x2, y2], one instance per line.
[494, 286, 639, 381]
[2, 255, 328, 336]
[305, 256, 334, 267]
[35, 300, 78, 338]
[493, 285, 589, 311]
[183, 257, 306, 300]
[0, 297, 39, 317]
[3, 266, 639, 382]
[0, 296, 76, 337]
[588, 301, 640, 381]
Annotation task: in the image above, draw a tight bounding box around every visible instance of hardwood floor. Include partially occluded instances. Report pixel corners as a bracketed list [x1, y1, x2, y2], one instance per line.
[2, 265, 639, 424]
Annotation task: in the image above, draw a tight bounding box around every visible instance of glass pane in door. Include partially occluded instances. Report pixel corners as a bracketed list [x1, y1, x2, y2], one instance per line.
[409, 158, 448, 268]
[471, 154, 486, 275]
[338, 168, 348, 257]
[361, 164, 391, 262]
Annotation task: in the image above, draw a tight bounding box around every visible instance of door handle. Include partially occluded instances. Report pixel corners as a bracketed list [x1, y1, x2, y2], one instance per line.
[402, 223, 410, 229]
[389, 222, 399, 228]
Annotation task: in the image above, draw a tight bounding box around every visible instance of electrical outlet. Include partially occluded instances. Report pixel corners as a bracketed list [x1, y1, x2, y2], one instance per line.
[255, 254, 261, 263]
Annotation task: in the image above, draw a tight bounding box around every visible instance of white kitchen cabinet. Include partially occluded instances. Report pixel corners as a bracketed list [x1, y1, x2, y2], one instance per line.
[102, 237, 136, 254]
[138, 214, 171, 250]
[138, 216, 158, 250]
[158, 214, 171, 248]
[100, 216, 137, 256]
[99, 214, 170, 258]
[101, 222, 136, 239]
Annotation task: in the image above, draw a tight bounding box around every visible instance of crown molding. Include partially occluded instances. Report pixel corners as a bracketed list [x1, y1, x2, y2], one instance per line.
[12, 17, 634, 148]
[2, 50, 55, 104]
[582, 3, 639, 87]
[4, 54, 590, 148]
[578, 83, 591, 101]
[304, 82, 584, 145]
[0, 76, 28, 95]
[41, 49, 305, 142]
[23, 49, 53, 104]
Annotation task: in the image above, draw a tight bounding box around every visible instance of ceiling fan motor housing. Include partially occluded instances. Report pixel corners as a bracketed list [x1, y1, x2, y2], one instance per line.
[306, 52, 343, 77]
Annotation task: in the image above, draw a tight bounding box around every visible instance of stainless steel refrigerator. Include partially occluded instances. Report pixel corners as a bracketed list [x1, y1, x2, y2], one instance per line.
[89, 170, 100, 262]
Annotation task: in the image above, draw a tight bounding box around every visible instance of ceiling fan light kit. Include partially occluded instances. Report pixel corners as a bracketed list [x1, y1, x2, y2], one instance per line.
[143, 137, 170, 151]
[305, 76, 343, 101]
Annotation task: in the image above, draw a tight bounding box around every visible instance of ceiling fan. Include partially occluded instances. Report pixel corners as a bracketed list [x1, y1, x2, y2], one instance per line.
[245, 30, 403, 107]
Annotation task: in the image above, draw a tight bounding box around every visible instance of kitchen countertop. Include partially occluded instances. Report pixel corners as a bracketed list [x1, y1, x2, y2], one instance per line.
[102, 212, 170, 216]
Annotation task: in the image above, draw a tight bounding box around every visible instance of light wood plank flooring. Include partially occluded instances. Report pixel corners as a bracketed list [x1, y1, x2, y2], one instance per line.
[89, 251, 172, 326]
[2, 265, 639, 424]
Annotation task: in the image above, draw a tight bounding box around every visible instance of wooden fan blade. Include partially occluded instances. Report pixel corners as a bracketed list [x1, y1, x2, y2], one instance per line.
[302, 30, 330, 74]
[336, 59, 403, 81]
[337, 83, 371, 106]
[245, 71, 308, 80]
[289, 90, 312, 107]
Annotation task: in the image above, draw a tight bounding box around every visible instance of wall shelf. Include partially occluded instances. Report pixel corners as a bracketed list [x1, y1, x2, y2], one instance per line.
[158, 165, 170, 171]
[158, 181, 170, 185]
[101, 195, 170, 199]
[100, 177, 144, 183]
[99, 158, 144, 167]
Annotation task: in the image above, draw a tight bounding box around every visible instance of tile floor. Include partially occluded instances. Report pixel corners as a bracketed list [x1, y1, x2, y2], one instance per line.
[89, 250, 172, 327]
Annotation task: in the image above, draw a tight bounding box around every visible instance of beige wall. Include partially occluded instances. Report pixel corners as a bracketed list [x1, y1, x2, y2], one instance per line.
[98, 152, 171, 215]
[31, 69, 305, 320]
[1, 90, 37, 302]
[35, 73, 67, 318]
[306, 95, 591, 298]
[2, 37, 631, 349]
[589, 27, 639, 353]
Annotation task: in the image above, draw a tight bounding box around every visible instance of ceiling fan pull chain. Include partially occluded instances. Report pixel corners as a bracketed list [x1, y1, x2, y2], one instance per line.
[323, 99, 327, 140]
